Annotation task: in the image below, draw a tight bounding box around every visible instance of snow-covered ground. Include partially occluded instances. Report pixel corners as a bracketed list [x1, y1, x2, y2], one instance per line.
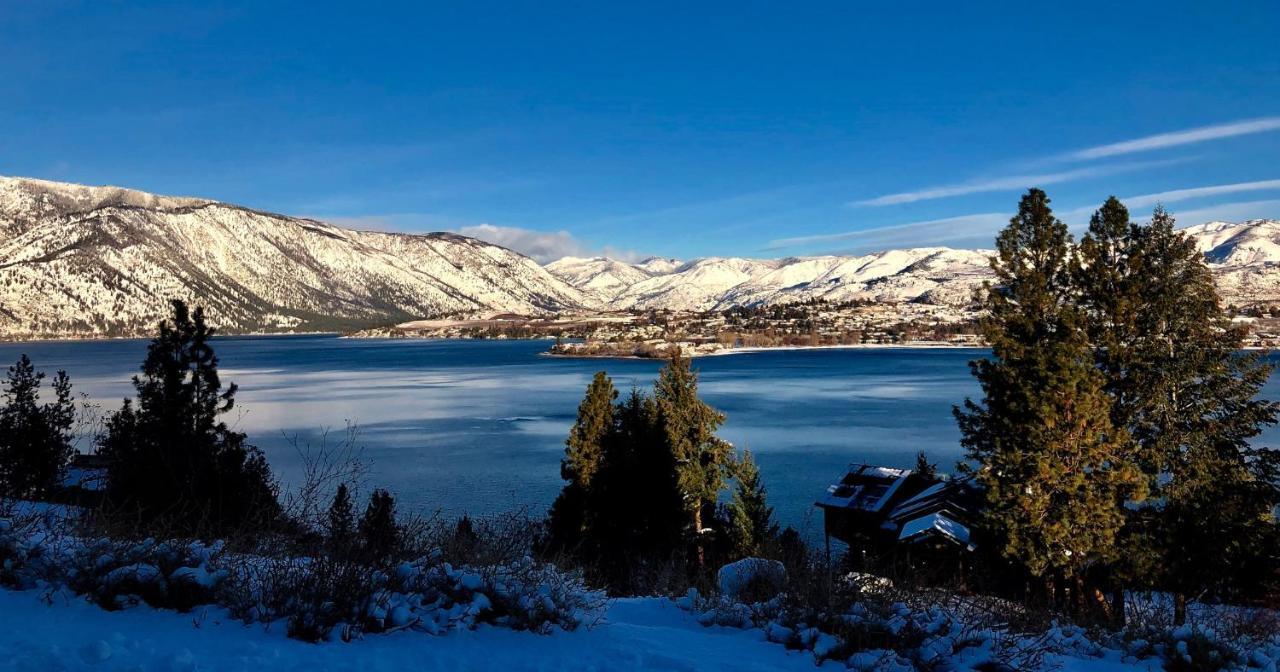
[0, 588, 832, 672]
[0, 587, 1157, 671]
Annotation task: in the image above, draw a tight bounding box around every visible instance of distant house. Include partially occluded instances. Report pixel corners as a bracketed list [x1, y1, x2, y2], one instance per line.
[815, 463, 982, 559]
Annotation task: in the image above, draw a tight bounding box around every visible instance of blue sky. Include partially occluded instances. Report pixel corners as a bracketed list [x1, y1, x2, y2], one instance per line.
[2, 1, 1278, 261]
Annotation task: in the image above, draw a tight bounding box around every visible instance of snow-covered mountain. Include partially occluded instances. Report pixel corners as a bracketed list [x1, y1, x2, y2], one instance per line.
[0, 176, 589, 339]
[3, 176, 1277, 339]
[545, 221, 1280, 314]
[548, 248, 995, 312]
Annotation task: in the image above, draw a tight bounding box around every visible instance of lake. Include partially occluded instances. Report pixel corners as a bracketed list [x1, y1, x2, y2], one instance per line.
[6, 336, 1279, 533]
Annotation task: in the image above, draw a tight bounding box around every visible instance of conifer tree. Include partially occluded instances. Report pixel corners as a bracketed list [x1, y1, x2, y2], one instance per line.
[913, 451, 939, 482]
[98, 299, 279, 534]
[655, 352, 733, 565]
[548, 372, 617, 550]
[586, 388, 685, 578]
[1074, 201, 1280, 613]
[955, 189, 1137, 600]
[0, 355, 76, 499]
[562, 372, 617, 488]
[1110, 207, 1276, 614]
[326, 483, 356, 550]
[359, 488, 400, 562]
[725, 450, 777, 558]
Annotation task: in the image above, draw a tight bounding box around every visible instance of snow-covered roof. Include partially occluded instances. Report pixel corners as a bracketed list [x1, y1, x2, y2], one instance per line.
[816, 464, 912, 512]
[898, 512, 973, 549]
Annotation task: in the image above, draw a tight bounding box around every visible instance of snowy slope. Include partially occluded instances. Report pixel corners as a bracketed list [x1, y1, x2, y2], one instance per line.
[545, 222, 1280, 313]
[543, 256, 654, 304]
[556, 248, 997, 312]
[0, 176, 589, 338]
[0, 588, 1149, 672]
[0, 589, 840, 672]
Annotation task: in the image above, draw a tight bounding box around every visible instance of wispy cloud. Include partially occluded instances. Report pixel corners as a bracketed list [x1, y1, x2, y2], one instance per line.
[1118, 178, 1280, 210]
[1138, 199, 1280, 226]
[854, 161, 1166, 207]
[766, 213, 1007, 253]
[1068, 117, 1280, 161]
[1054, 179, 1280, 225]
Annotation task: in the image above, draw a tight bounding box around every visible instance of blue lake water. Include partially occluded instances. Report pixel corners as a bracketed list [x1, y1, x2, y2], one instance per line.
[5, 336, 1279, 533]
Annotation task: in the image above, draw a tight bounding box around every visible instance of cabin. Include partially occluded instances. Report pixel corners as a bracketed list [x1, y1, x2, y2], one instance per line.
[815, 464, 982, 574]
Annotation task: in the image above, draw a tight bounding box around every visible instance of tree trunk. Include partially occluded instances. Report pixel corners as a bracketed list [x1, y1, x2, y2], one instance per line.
[1073, 576, 1087, 619]
[1174, 593, 1187, 626]
[1111, 589, 1127, 629]
[692, 506, 705, 569]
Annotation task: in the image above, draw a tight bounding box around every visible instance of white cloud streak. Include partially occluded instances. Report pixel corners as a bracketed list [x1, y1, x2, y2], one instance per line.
[1118, 178, 1280, 210]
[1069, 117, 1280, 161]
[853, 159, 1183, 208]
[766, 213, 1007, 252]
[1138, 199, 1280, 226]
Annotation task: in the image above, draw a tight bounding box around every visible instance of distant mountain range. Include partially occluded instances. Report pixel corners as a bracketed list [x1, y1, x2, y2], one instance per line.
[1, 176, 1277, 339]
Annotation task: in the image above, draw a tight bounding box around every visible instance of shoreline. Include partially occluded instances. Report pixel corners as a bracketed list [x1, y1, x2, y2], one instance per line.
[0, 331, 341, 346]
[544, 340, 987, 360]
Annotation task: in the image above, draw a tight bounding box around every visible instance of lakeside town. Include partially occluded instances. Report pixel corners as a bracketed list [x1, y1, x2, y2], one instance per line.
[347, 297, 1280, 357]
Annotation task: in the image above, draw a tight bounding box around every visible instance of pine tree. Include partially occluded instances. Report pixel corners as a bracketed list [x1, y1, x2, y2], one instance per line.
[1131, 208, 1278, 613]
[955, 189, 1137, 600]
[562, 371, 617, 488]
[326, 483, 356, 551]
[1073, 201, 1280, 614]
[725, 450, 777, 558]
[359, 489, 400, 562]
[913, 451, 939, 482]
[98, 299, 279, 534]
[0, 355, 75, 499]
[548, 372, 617, 551]
[655, 352, 733, 566]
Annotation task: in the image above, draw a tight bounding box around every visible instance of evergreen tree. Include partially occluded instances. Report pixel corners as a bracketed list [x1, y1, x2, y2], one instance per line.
[98, 299, 279, 534]
[725, 450, 777, 558]
[586, 387, 685, 583]
[0, 355, 75, 499]
[1074, 201, 1280, 613]
[654, 352, 733, 566]
[913, 451, 939, 482]
[326, 483, 356, 550]
[955, 189, 1138, 598]
[1125, 207, 1275, 612]
[547, 372, 616, 550]
[359, 489, 400, 562]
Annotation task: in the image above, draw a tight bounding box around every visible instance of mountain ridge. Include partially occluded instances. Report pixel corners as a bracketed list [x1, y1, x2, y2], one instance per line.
[3, 175, 1279, 339]
[0, 176, 588, 339]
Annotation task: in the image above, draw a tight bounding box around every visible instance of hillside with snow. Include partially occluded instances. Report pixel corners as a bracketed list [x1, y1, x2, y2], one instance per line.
[0, 177, 588, 339]
[547, 224, 1280, 314]
[2, 176, 1278, 339]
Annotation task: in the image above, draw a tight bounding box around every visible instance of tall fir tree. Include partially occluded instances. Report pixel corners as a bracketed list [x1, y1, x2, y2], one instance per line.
[359, 488, 400, 562]
[1119, 207, 1275, 614]
[1074, 201, 1280, 615]
[955, 189, 1137, 599]
[725, 449, 777, 559]
[654, 351, 733, 566]
[0, 355, 75, 499]
[98, 299, 279, 534]
[326, 483, 356, 551]
[547, 372, 617, 551]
